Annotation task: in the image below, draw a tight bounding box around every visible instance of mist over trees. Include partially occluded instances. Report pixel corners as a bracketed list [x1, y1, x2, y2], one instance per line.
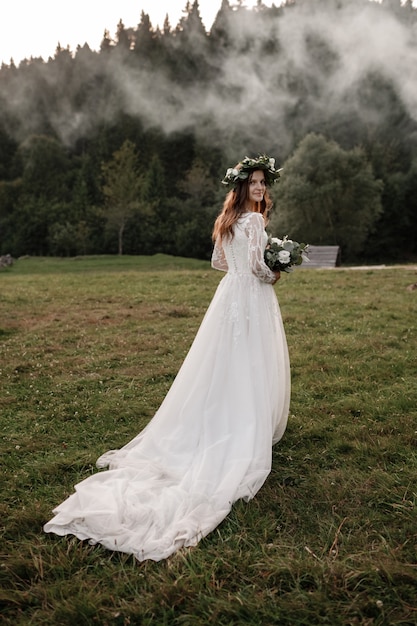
[0, 0, 416, 263]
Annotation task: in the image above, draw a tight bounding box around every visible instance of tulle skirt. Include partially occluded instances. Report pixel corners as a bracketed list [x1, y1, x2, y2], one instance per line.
[44, 272, 290, 561]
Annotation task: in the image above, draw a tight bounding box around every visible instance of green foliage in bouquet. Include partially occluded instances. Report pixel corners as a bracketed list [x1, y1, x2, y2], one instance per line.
[264, 236, 309, 273]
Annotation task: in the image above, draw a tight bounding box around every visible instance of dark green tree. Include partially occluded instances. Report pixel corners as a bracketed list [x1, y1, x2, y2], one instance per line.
[18, 135, 71, 200]
[134, 11, 158, 64]
[171, 1, 211, 84]
[100, 29, 113, 53]
[272, 133, 383, 260]
[115, 19, 133, 51]
[130, 154, 175, 254]
[0, 127, 18, 179]
[0, 179, 21, 253]
[210, 0, 233, 51]
[173, 157, 218, 259]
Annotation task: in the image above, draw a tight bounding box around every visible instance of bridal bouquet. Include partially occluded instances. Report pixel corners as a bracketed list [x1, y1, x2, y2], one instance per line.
[264, 235, 309, 273]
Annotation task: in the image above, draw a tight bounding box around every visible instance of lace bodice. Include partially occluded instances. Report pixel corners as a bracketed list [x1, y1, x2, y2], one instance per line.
[211, 212, 276, 284]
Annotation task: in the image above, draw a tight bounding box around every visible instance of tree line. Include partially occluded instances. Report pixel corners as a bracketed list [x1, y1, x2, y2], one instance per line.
[0, 0, 416, 263]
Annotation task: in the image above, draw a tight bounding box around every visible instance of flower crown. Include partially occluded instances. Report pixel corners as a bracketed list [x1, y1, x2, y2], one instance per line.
[222, 154, 282, 187]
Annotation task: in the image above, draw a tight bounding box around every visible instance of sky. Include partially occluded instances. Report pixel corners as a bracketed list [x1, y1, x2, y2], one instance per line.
[0, 0, 277, 65]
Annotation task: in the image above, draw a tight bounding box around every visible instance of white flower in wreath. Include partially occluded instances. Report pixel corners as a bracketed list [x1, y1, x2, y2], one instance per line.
[227, 168, 239, 179]
[268, 158, 276, 169]
[278, 250, 291, 263]
[271, 237, 283, 246]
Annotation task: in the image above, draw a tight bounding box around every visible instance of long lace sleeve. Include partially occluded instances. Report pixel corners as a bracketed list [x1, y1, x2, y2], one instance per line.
[245, 213, 277, 284]
[211, 237, 229, 272]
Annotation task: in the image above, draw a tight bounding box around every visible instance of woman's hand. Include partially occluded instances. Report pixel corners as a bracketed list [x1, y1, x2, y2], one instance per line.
[272, 271, 281, 285]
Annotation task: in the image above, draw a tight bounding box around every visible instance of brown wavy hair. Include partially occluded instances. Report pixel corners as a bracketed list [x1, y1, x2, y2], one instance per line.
[212, 172, 273, 242]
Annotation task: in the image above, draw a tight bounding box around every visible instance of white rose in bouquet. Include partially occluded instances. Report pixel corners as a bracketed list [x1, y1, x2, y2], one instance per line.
[278, 250, 291, 264]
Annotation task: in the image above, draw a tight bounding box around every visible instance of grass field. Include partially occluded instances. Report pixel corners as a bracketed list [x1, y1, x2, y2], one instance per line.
[1, 255, 416, 625]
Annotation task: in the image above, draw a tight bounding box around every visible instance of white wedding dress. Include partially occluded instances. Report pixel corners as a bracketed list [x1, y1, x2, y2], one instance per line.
[44, 211, 290, 561]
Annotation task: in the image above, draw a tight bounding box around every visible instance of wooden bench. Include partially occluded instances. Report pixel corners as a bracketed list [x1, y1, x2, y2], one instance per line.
[305, 245, 341, 268]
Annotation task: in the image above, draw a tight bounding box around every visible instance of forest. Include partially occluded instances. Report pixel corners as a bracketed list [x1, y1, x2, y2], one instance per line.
[0, 0, 416, 263]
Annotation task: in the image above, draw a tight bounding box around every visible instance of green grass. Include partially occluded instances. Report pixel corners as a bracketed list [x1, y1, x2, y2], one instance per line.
[1, 255, 416, 625]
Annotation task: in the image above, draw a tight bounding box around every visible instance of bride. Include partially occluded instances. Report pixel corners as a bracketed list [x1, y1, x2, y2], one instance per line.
[44, 155, 291, 562]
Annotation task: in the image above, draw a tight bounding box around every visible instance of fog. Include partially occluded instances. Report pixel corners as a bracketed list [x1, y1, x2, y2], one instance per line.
[2, 1, 417, 156]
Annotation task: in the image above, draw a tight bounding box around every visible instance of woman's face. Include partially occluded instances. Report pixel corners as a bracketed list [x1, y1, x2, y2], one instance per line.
[248, 169, 266, 205]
